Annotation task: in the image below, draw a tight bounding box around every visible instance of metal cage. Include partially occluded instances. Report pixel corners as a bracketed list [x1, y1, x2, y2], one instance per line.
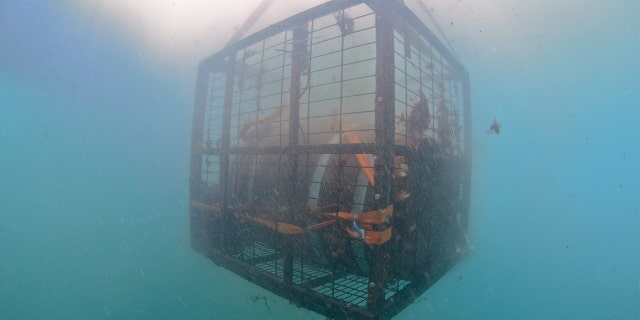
[189, 0, 471, 319]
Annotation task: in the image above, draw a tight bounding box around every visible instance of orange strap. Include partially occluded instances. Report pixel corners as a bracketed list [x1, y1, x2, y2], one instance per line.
[244, 214, 336, 235]
[320, 205, 393, 225]
[191, 200, 392, 245]
[344, 226, 393, 245]
[341, 122, 374, 186]
[322, 205, 394, 245]
[239, 104, 288, 140]
[191, 200, 222, 212]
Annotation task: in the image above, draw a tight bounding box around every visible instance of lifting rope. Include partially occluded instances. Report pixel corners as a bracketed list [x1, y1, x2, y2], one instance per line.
[226, 0, 277, 47]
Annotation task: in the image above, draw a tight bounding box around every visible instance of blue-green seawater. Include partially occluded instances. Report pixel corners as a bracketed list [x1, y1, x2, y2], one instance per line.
[1, 1, 638, 319]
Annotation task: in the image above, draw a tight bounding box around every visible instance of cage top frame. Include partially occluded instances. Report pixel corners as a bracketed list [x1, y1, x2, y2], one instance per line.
[199, 0, 467, 77]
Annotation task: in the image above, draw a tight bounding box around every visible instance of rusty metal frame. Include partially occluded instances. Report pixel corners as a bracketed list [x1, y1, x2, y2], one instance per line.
[189, 1, 471, 319]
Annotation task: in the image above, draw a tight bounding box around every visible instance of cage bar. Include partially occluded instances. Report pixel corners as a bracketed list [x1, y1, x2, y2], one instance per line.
[189, 1, 471, 319]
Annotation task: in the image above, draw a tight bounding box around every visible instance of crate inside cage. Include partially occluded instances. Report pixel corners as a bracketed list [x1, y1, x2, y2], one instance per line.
[189, 0, 471, 319]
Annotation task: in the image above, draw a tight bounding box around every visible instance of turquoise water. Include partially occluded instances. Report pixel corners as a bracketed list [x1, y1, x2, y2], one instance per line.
[1, 1, 638, 319]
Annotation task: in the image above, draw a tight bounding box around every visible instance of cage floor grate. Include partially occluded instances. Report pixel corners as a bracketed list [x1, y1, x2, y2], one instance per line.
[242, 243, 411, 307]
[255, 257, 332, 285]
[233, 242, 278, 261]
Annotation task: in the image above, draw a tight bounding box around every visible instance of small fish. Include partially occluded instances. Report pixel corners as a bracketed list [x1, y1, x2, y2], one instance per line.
[487, 117, 501, 135]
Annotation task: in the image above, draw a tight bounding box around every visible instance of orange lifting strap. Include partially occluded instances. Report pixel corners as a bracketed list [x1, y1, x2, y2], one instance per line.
[317, 204, 393, 225]
[191, 200, 222, 212]
[320, 205, 394, 245]
[246, 205, 394, 245]
[341, 122, 375, 186]
[191, 200, 393, 245]
[239, 104, 288, 141]
[344, 225, 393, 245]
[243, 214, 336, 235]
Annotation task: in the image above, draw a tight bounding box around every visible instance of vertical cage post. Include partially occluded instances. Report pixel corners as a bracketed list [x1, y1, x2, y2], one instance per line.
[189, 68, 208, 200]
[461, 71, 472, 232]
[369, 0, 395, 314]
[283, 23, 309, 284]
[188, 66, 209, 252]
[220, 57, 236, 253]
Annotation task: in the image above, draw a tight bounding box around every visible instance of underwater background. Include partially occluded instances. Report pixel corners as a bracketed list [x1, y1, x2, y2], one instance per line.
[1, 0, 637, 319]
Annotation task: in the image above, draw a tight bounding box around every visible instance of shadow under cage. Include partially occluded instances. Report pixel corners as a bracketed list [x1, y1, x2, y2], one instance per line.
[189, 0, 472, 319]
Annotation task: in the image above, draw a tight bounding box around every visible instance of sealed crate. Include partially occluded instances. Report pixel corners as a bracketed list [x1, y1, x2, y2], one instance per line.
[189, 0, 471, 319]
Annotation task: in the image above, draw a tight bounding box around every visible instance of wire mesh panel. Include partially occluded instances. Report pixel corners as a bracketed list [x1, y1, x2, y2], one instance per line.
[301, 4, 377, 145]
[189, 1, 471, 319]
[230, 31, 293, 148]
[393, 18, 466, 154]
